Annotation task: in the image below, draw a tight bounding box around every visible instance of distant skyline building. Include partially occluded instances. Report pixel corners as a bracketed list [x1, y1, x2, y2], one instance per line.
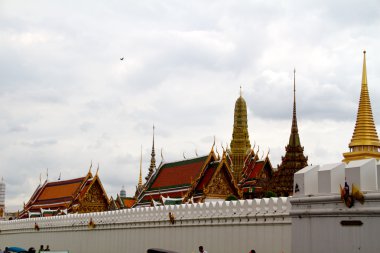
[230, 88, 252, 182]
[269, 69, 308, 196]
[0, 177, 5, 219]
[343, 51, 380, 162]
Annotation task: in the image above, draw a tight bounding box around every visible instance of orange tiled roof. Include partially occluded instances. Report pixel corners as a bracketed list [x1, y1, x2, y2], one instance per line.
[20, 176, 89, 218]
[37, 179, 84, 201]
[122, 198, 136, 208]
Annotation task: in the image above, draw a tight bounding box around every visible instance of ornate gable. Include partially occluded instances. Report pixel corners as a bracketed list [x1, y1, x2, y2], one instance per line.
[78, 177, 109, 213]
[204, 168, 235, 198]
[185, 152, 242, 202]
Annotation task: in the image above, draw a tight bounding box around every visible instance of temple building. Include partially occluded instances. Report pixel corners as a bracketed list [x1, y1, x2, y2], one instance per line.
[19, 168, 110, 218]
[343, 51, 380, 162]
[240, 149, 274, 198]
[269, 70, 308, 196]
[135, 146, 241, 207]
[230, 88, 252, 182]
[109, 186, 136, 210]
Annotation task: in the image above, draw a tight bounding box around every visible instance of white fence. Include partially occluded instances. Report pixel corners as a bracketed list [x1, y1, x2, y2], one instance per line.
[0, 198, 292, 253]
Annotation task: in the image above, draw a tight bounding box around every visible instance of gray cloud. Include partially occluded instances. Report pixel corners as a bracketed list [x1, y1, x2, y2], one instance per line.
[2, 0, 380, 211]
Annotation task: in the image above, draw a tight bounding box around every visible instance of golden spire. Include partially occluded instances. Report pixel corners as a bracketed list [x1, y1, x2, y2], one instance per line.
[138, 145, 143, 187]
[343, 51, 380, 162]
[230, 87, 251, 182]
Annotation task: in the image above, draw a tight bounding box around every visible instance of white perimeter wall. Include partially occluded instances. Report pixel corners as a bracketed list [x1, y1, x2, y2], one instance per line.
[291, 193, 380, 253]
[0, 199, 291, 253]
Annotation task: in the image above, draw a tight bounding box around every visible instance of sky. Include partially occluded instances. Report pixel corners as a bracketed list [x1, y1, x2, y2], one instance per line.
[1, 0, 380, 211]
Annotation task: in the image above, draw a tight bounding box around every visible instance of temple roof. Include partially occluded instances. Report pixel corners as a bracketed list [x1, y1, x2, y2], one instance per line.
[148, 156, 209, 190]
[136, 155, 212, 205]
[136, 147, 240, 206]
[19, 170, 109, 218]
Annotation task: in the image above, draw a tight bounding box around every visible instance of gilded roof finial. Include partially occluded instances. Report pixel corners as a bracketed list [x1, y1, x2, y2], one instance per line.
[88, 160, 93, 174]
[362, 50, 367, 85]
[138, 145, 143, 187]
[240, 85, 242, 97]
[343, 50, 380, 162]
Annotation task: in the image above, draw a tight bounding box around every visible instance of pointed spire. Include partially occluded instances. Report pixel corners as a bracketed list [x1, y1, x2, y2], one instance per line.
[291, 68, 299, 135]
[343, 51, 380, 162]
[362, 50, 367, 85]
[289, 68, 301, 147]
[268, 68, 308, 196]
[230, 87, 251, 182]
[146, 125, 156, 181]
[138, 145, 143, 187]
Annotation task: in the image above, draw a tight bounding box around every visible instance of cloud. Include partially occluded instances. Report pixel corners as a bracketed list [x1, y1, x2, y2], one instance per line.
[21, 139, 58, 147]
[2, 0, 380, 211]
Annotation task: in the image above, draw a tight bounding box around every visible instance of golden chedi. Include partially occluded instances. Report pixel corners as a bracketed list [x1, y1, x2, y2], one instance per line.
[230, 88, 251, 182]
[343, 51, 380, 162]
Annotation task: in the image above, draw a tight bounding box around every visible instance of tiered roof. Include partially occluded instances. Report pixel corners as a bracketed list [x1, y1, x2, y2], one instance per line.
[19, 170, 109, 218]
[136, 148, 241, 206]
[240, 150, 274, 198]
[136, 154, 211, 206]
[184, 152, 241, 201]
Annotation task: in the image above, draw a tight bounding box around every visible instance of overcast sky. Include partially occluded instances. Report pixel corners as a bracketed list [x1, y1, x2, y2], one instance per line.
[1, 0, 380, 211]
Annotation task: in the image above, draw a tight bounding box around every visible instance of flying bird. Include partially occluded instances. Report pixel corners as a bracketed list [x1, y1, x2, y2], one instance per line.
[120, 57, 124, 61]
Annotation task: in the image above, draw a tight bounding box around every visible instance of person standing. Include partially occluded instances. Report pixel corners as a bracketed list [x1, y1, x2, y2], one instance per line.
[198, 246, 208, 253]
